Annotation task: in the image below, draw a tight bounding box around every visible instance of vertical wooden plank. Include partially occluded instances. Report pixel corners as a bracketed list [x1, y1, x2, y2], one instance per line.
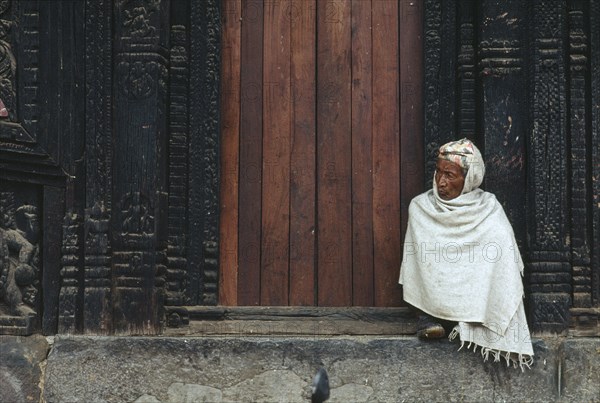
[399, 0, 424, 285]
[238, 0, 264, 306]
[261, 0, 291, 305]
[372, 0, 401, 306]
[219, 0, 241, 306]
[289, 0, 317, 306]
[317, 0, 352, 306]
[351, 0, 374, 306]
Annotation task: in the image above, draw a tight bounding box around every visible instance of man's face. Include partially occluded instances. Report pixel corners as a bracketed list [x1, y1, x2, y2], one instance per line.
[435, 159, 465, 200]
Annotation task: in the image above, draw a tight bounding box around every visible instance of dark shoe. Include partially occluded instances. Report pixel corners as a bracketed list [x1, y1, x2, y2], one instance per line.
[417, 314, 446, 340]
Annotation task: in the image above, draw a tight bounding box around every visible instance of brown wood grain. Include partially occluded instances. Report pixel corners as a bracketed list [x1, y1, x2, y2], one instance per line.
[372, 0, 402, 307]
[351, 0, 375, 306]
[317, 0, 353, 306]
[289, 0, 317, 306]
[226, 0, 423, 307]
[399, 0, 424, 301]
[165, 306, 417, 337]
[238, 0, 264, 306]
[219, 0, 241, 306]
[261, 0, 291, 305]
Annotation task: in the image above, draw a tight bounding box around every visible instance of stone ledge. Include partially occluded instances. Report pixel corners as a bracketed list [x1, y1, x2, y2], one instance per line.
[37, 335, 599, 403]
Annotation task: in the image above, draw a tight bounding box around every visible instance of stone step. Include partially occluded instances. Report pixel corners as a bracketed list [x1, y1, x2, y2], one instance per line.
[35, 335, 599, 403]
[2, 334, 598, 402]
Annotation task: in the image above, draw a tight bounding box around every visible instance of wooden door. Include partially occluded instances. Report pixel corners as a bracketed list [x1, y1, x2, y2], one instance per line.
[220, 0, 423, 306]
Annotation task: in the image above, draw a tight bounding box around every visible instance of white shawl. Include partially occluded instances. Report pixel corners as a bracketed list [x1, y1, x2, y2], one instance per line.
[399, 171, 534, 369]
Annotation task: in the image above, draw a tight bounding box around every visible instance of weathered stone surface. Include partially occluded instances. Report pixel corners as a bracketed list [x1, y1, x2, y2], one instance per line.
[222, 370, 305, 402]
[133, 395, 162, 403]
[167, 382, 223, 403]
[0, 335, 49, 403]
[561, 338, 600, 401]
[41, 335, 599, 402]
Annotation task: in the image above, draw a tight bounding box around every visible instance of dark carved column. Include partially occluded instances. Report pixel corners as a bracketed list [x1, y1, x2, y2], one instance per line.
[82, 0, 113, 334]
[569, 0, 600, 334]
[423, 0, 458, 184]
[55, 0, 86, 334]
[477, 0, 527, 241]
[457, 0, 477, 140]
[165, 2, 190, 326]
[112, 0, 168, 334]
[527, 0, 571, 333]
[567, 0, 592, 313]
[58, 212, 83, 333]
[166, 24, 189, 306]
[591, 0, 600, 310]
[188, 0, 221, 306]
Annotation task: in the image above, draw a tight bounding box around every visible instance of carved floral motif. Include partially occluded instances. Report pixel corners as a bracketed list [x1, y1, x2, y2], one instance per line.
[117, 61, 165, 100]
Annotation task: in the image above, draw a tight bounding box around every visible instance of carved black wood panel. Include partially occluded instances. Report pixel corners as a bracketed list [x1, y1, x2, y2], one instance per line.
[0, 0, 79, 335]
[0, 0, 220, 335]
[424, 0, 600, 334]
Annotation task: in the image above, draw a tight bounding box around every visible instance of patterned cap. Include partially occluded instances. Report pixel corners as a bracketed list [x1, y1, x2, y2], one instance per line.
[438, 138, 476, 173]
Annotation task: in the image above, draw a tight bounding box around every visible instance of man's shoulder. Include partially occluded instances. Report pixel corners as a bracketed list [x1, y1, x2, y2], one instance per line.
[408, 190, 433, 212]
[479, 190, 505, 209]
[410, 190, 432, 204]
[478, 189, 498, 202]
[476, 190, 514, 224]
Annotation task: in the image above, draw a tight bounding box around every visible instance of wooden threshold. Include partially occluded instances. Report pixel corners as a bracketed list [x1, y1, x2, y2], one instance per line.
[164, 306, 417, 337]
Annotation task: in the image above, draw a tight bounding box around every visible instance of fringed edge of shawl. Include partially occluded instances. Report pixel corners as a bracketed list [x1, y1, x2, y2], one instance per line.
[448, 327, 534, 372]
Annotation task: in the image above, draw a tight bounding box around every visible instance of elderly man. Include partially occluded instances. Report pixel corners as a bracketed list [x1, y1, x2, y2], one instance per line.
[399, 138, 533, 370]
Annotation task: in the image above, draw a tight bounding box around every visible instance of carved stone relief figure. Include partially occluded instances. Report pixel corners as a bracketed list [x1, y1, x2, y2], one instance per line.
[0, 193, 40, 317]
[121, 0, 160, 38]
[121, 192, 154, 235]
